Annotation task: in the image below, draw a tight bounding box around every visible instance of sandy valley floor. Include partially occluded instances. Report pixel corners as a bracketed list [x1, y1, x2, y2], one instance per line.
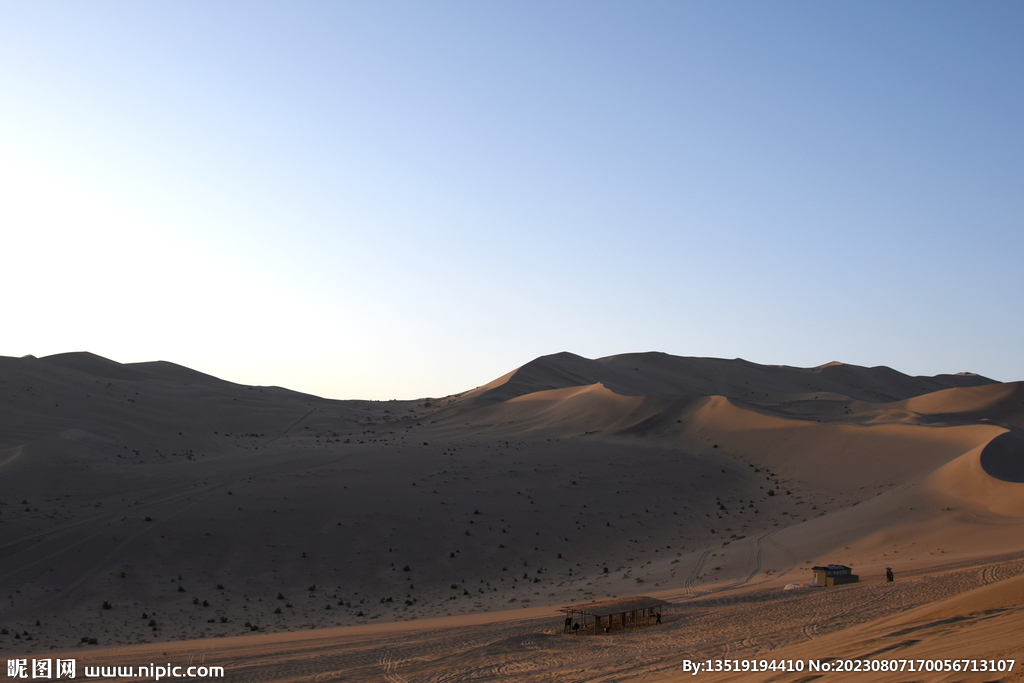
[53, 553, 1024, 682]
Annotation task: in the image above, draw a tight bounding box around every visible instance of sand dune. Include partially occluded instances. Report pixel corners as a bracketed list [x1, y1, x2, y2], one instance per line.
[2, 350, 1022, 680]
[463, 352, 995, 404]
[928, 434, 1024, 516]
[896, 381, 1024, 426]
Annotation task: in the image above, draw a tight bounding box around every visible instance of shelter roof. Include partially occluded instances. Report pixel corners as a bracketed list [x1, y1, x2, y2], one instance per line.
[560, 596, 667, 616]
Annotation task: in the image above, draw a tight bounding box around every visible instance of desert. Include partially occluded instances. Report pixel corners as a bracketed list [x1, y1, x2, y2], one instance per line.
[2, 350, 1023, 681]
[6, 2, 1024, 681]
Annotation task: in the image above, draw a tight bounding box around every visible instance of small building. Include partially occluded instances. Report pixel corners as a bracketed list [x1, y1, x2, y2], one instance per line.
[560, 596, 667, 635]
[811, 564, 859, 586]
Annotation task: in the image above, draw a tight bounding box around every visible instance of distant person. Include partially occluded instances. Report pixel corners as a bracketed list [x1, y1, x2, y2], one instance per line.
[656, 612, 662, 625]
[886, 567, 894, 582]
[573, 621, 580, 635]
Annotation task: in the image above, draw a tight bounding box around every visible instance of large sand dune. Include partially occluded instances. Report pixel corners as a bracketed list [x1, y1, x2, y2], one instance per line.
[2, 351, 1022, 680]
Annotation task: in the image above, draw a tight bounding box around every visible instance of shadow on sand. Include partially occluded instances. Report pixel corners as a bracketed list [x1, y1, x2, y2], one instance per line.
[979, 429, 1024, 483]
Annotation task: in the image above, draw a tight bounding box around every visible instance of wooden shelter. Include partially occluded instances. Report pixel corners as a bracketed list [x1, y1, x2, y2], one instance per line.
[811, 564, 859, 586]
[560, 596, 667, 635]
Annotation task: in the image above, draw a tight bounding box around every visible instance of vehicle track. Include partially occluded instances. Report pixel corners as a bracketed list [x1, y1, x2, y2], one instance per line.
[185, 651, 207, 667]
[743, 528, 777, 584]
[379, 648, 407, 683]
[263, 409, 315, 445]
[980, 563, 1002, 585]
[684, 548, 712, 595]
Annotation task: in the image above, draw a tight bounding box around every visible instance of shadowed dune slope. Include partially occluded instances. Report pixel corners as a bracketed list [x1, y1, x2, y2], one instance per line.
[0, 352, 332, 450]
[35, 351, 256, 387]
[979, 428, 1024, 482]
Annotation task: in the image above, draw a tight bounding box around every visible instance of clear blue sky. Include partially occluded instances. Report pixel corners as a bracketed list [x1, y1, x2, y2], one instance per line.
[3, 2, 1022, 399]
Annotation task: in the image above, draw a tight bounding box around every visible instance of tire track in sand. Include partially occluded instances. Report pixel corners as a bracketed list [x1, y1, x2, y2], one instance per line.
[379, 648, 408, 683]
[685, 548, 712, 595]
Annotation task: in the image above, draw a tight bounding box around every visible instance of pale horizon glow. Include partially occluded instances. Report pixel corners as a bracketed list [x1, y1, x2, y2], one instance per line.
[3, 2, 1022, 399]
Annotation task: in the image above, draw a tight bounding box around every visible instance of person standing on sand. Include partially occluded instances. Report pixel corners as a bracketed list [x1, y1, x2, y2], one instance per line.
[886, 567, 894, 582]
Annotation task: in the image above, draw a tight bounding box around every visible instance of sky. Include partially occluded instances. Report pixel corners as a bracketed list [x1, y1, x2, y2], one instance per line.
[2, 2, 1022, 400]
